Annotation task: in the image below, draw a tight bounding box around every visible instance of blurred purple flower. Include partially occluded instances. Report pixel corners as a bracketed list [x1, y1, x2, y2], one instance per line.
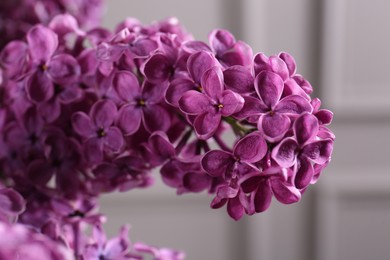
[72, 100, 124, 164]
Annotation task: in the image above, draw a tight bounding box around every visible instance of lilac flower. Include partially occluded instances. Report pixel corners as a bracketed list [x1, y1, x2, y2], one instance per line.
[0, 0, 104, 49]
[27, 131, 82, 195]
[3, 106, 45, 161]
[235, 71, 312, 142]
[134, 242, 186, 260]
[0, 187, 26, 222]
[165, 50, 219, 107]
[271, 113, 334, 189]
[113, 71, 171, 135]
[0, 221, 72, 260]
[82, 225, 134, 260]
[179, 67, 244, 139]
[209, 29, 253, 67]
[201, 132, 268, 219]
[72, 100, 124, 164]
[254, 52, 313, 99]
[240, 167, 301, 213]
[92, 155, 152, 193]
[142, 35, 180, 84]
[201, 131, 267, 180]
[25, 25, 80, 103]
[161, 157, 212, 194]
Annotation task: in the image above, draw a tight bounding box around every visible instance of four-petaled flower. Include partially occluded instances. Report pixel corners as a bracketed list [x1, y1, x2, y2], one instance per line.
[72, 100, 124, 164]
[179, 67, 244, 139]
[272, 113, 334, 189]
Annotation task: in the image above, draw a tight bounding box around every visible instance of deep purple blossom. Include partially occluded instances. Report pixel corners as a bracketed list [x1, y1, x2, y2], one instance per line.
[0, 12, 335, 257]
[179, 67, 244, 139]
[82, 225, 133, 260]
[240, 167, 301, 213]
[25, 25, 80, 103]
[0, 187, 25, 222]
[201, 132, 268, 219]
[0, 221, 72, 260]
[165, 50, 219, 107]
[271, 113, 334, 189]
[209, 29, 253, 68]
[235, 71, 312, 142]
[72, 100, 124, 164]
[113, 71, 171, 135]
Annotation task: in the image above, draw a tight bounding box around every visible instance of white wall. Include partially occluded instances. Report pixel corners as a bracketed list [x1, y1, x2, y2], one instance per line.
[100, 1, 390, 259]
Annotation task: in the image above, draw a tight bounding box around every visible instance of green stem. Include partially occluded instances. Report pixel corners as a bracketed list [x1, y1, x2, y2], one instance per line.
[223, 117, 253, 137]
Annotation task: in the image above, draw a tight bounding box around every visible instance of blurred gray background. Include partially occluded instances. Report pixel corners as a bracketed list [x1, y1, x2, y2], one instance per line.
[100, 0, 390, 259]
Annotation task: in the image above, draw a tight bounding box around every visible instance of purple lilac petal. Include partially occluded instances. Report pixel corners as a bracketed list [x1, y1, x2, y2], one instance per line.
[275, 95, 312, 115]
[0, 188, 25, 216]
[240, 174, 262, 193]
[295, 156, 314, 189]
[72, 112, 95, 138]
[91, 100, 117, 128]
[193, 112, 221, 139]
[279, 52, 296, 76]
[148, 132, 176, 160]
[316, 109, 333, 125]
[254, 179, 272, 212]
[165, 78, 195, 107]
[254, 71, 284, 108]
[223, 65, 254, 94]
[283, 79, 310, 100]
[49, 14, 85, 36]
[294, 113, 318, 145]
[26, 71, 54, 103]
[187, 51, 217, 84]
[142, 105, 171, 133]
[38, 98, 61, 123]
[253, 53, 269, 75]
[27, 25, 58, 63]
[201, 150, 233, 177]
[47, 54, 80, 85]
[113, 71, 141, 101]
[58, 84, 83, 104]
[143, 53, 172, 83]
[182, 40, 211, 53]
[227, 196, 244, 221]
[259, 113, 291, 142]
[219, 41, 253, 67]
[302, 139, 334, 164]
[27, 160, 53, 186]
[269, 56, 289, 81]
[209, 29, 235, 55]
[233, 132, 267, 163]
[142, 80, 165, 104]
[220, 90, 244, 116]
[130, 37, 159, 57]
[0, 41, 28, 78]
[271, 137, 298, 168]
[270, 178, 301, 204]
[217, 185, 239, 199]
[84, 138, 103, 164]
[201, 67, 224, 100]
[103, 127, 124, 152]
[116, 105, 142, 135]
[179, 90, 210, 115]
[183, 172, 210, 192]
[233, 96, 267, 119]
[293, 74, 313, 94]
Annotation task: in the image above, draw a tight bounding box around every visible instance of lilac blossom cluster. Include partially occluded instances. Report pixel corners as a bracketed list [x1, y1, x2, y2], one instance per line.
[0, 12, 334, 259]
[0, 0, 104, 49]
